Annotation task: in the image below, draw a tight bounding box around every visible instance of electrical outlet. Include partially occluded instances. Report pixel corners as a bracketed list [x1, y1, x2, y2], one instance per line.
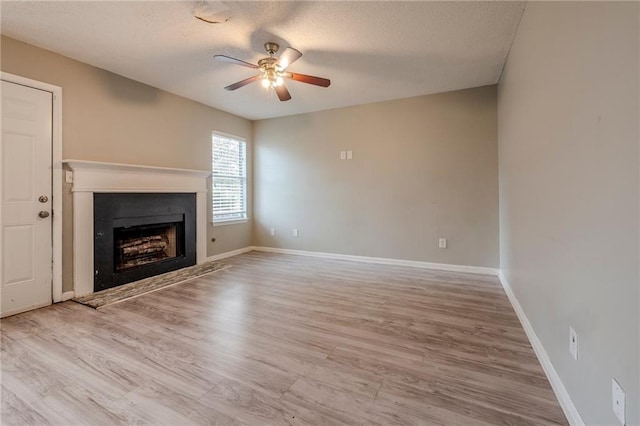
[292, 228, 299, 238]
[340, 151, 346, 160]
[438, 238, 447, 249]
[270, 228, 275, 236]
[612, 379, 625, 425]
[569, 327, 578, 361]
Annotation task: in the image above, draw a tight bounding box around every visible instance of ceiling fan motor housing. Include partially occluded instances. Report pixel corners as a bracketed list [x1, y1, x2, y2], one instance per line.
[258, 57, 279, 70]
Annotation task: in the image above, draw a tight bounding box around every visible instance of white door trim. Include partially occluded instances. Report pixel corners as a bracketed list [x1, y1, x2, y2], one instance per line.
[1, 72, 63, 303]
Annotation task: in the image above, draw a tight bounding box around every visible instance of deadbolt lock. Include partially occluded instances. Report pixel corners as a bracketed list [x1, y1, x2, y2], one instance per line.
[38, 195, 48, 203]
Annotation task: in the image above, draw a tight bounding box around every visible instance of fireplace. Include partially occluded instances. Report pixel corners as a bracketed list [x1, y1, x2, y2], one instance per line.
[64, 160, 209, 297]
[94, 193, 196, 292]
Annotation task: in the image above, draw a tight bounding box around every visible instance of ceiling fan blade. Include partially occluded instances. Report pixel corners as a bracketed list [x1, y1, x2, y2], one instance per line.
[224, 75, 261, 91]
[277, 47, 302, 70]
[286, 72, 331, 87]
[275, 84, 292, 102]
[214, 55, 258, 69]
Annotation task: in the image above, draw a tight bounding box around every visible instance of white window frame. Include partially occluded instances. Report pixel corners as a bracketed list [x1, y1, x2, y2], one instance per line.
[211, 131, 247, 226]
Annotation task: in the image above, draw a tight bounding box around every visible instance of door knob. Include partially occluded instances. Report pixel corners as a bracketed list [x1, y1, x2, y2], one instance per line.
[38, 211, 50, 218]
[38, 195, 48, 203]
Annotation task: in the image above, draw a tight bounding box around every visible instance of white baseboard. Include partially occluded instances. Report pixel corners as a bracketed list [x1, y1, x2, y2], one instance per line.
[205, 246, 254, 262]
[498, 271, 584, 426]
[251, 246, 498, 276]
[61, 291, 75, 301]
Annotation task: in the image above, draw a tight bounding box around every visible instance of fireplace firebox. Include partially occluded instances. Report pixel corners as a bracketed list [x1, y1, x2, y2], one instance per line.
[114, 222, 179, 272]
[94, 193, 196, 292]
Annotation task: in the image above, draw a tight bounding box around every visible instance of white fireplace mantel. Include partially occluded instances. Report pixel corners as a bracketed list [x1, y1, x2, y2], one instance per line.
[63, 160, 211, 297]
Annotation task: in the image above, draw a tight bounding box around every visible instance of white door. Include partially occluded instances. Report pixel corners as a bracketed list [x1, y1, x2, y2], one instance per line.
[1, 81, 53, 317]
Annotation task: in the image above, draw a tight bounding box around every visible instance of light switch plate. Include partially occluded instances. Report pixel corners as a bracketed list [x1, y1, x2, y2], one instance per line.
[65, 171, 73, 183]
[340, 151, 346, 160]
[292, 228, 299, 238]
[347, 150, 353, 159]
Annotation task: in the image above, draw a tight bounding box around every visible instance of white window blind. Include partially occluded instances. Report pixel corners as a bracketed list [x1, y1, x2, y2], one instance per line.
[212, 133, 247, 223]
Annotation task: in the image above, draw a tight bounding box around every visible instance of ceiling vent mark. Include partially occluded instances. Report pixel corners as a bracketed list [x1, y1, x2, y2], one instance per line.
[193, 0, 231, 24]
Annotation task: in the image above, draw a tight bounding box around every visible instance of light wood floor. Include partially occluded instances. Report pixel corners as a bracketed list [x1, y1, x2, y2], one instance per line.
[1, 251, 567, 425]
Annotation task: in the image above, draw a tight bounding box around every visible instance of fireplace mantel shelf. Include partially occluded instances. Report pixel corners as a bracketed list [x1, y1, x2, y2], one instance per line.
[65, 160, 209, 297]
[63, 160, 210, 193]
[63, 160, 210, 177]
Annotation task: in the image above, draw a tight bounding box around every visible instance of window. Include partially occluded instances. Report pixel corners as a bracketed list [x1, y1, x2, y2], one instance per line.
[212, 133, 247, 224]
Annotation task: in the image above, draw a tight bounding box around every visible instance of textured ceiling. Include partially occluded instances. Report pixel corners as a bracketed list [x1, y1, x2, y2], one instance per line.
[1, 1, 525, 120]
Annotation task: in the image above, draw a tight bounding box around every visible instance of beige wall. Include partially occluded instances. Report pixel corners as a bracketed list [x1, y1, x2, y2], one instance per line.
[253, 86, 499, 267]
[1, 36, 253, 292]
[498, 2, 639, 424]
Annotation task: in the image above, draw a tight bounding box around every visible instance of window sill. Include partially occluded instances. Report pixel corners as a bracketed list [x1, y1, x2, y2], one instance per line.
[212, 219, 248, 227]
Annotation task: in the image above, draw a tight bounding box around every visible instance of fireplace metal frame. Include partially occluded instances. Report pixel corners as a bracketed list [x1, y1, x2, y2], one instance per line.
[94, 193, 196, 292]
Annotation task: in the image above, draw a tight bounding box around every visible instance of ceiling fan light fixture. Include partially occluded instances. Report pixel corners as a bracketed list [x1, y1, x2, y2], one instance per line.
[261, 73, 284, 89]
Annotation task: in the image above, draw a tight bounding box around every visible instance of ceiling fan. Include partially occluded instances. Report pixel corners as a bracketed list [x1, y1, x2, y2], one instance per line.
[214, 42, 331, 102]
